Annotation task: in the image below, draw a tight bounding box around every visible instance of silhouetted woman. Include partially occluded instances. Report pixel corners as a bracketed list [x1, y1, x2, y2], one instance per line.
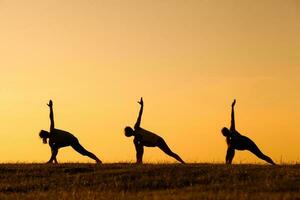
[39, 100, 101, 164]
[124, 97, 185, 164]
[222, 99, 275, 165]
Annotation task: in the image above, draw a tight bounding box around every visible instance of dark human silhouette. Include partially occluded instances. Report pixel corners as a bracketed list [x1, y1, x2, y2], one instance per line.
[222, 99, 276, 165]
[39, 100, 101, 164]
[124, 97, 185, 164]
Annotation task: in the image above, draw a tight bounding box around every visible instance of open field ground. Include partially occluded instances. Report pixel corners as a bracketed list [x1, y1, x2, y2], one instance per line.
[0, 163, 299, 200]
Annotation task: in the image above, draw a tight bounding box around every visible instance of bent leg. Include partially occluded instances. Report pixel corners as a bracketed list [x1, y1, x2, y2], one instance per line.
[248, 143, 276, 165]
[158, 138, 185, 164]
[71, 142, 102, 163]
[226, 147, 235, 164]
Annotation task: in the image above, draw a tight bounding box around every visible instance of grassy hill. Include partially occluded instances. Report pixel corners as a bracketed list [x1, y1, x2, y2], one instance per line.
[0, 163, 299, 199]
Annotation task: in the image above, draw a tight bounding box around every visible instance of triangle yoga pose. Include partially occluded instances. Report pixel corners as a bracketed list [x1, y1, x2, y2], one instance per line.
[221, 99, 276, 165]
[39, 100, 101, 164]
[124, 97, 185, 164]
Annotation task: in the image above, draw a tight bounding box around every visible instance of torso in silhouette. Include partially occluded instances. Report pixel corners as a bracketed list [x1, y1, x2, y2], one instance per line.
[227, 130, 256, 151]
[49, 129, 78, 148]
[134, 127, 162, 147]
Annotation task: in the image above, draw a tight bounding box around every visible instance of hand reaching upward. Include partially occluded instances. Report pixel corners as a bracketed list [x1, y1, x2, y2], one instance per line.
[231, 99, 236, 107]
[47, 100, 53, 107]
[138, 97, 143, 106]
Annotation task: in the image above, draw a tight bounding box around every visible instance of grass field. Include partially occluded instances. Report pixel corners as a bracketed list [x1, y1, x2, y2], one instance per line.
[0, 163, 299, 200]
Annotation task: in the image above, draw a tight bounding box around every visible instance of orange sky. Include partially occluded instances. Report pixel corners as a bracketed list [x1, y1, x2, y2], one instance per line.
[0, 0, 299, 163]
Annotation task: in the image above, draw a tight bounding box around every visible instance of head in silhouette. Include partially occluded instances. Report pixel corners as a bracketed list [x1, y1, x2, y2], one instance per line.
[124, 126, 135, 137]
[39, 130, 50, 144]
[221, 127, 232, 137]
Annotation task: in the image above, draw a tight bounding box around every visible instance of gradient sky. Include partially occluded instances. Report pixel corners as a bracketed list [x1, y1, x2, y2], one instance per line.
[0, 0, 299, 163]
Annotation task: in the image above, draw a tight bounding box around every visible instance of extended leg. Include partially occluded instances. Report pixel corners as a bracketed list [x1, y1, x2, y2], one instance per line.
[47, 148, 58, 164]
[226, 147, 235, 164]
[134, 143, 144, 164]
[158, 139, 185, 164]
[248, 143, 276, 165]
[71, 142, 102, 163]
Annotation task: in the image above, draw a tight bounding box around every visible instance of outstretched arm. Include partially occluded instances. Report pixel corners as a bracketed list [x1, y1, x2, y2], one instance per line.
[134, 97, 143, 129]
[230, 99, 236, 131]
[47, 148, 58, 164]
[226, 147, 235, 164]
[134, 140, 144, 164]
[47, 100, 55, 132]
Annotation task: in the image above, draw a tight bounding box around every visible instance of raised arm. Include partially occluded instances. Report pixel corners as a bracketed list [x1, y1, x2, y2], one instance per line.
[47, 100, 55, 132]
[230, 99, 236, 131]
[134, 97, 143, 129]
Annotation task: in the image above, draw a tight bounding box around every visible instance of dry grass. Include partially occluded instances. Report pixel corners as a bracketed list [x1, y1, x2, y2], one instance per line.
[0, 163, 299, 199]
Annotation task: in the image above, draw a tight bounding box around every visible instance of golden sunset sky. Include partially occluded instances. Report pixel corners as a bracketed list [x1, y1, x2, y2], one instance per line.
[0, 0, 299, 163]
